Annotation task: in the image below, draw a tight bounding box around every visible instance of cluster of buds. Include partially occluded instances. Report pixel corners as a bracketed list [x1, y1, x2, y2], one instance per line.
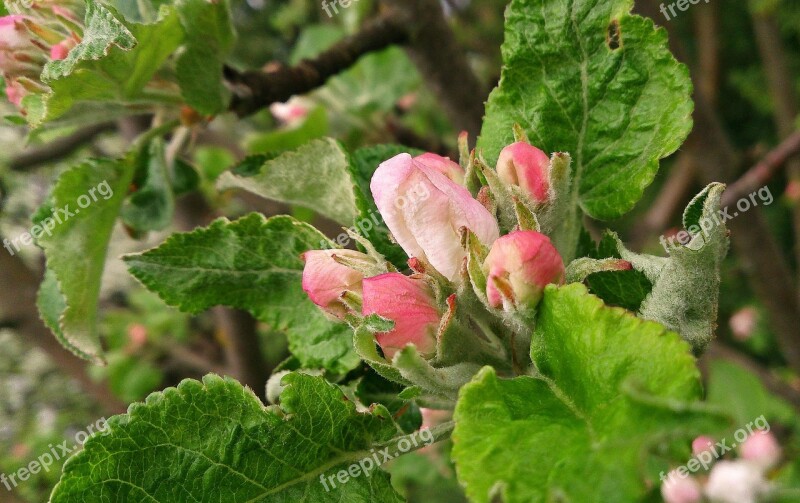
[301, 137, 568, 381]
[0, 3, 83, 112]
[661, 430, 783, 503]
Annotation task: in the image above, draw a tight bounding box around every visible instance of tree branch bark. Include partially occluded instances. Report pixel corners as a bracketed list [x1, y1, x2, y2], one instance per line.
[226, 14, 408, 117]
[8, 122, 116, 172]
[0, 246, 127, 414]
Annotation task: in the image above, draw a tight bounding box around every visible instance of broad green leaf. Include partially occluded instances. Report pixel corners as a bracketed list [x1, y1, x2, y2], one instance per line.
[123, 213, 359, 374]
[120, 138, 175, 232]
[36, 157, 135, 362]
[217, 138, 359, 226]
[452, 284, 729, 503]
[585, 232, 652, 311]
[175, 0, 235, 114]
[27, 2, 183, 126]
[50, 373, 405, 502]
[478, 0, 693, 221]
[614, 183, 730, 351]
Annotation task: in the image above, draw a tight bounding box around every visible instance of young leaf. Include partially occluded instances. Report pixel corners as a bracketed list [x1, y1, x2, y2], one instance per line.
[123, 213, 359, 373]
[478, 0, 693, 223]
[26, 1, 183, 126]
[120, 138, 175, 232]
[217, 138, 359, 226]
[452, 284, 729, 503]
[175, 0, 236, 114]
[615, 183, 729, 352]
[50, 373, 405, 502]
[36, 157, 135, 362]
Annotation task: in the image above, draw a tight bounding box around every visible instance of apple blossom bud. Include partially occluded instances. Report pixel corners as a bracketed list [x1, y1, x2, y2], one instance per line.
[414, 153, 465, 185]
[729, 307, 757, 342]
[705, 461, 769, 503]
[0, 15, 37, 75]
[661, 470, 702, 503]
[692, 435, 716, 457]
[371, 153, 499, 280]
[4, 79, 26, 107]
[362, 273, 440, 359]
[483, 230, 565, 310]
[50, 38, 75, 60]
[496, 141, 551, 204]
[302, 249, 367, 319]
[740, 431, 781, 470]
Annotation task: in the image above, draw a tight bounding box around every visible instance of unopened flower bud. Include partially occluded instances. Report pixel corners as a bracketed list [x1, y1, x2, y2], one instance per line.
[4, 79, 26, 107]
[414, 153, 465, 185]
[50, 38, 76, 60]
[661, 470, 702, 503]
[483, 230, 565, 310]
[496, 141, 551, 204]
[729, 307, 757, 342]
[371, 153, 499, 280]
[302, 249, 367, 319]
[362, 273, 440, 359]
[740, 431, 781, 470]
[0, 15, 37, 75]
[692, 435, 716, 457]
[705, 461, 769, 503]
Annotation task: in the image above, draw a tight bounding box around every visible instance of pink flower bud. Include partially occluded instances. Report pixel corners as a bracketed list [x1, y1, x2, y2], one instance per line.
[729, 307, 757, 342]
[362, 273, 440, 359]
[483, 230, 565, 309]
[661, 470, 702, 503]
[50, 38, 75, 60]
[496, 142, 551, 204]
[0, 15, 36, 74]
[371, 153, 499, 280]
[692, 435, 716, 457]
[705, 461, 769, 503]
[740, 431, 781, 470]
[414, 153, 465, 185]
[302, 249, 366, 319]
[4, 79, 26, 107]
[269, 98, 309, 126]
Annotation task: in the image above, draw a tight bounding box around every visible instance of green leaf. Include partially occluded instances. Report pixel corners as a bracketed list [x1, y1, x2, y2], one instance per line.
[217, 138, 359, 226]
[36, 157, 135, 362]
[614, 183, 730, 351]
[175, 0, 236, 114]
[452, 284, 729, 503]
[478, 0, 693, 221]
[51, 373, 405, 502]
[123, 213, 359, 374]
[583, 232, 652, 311]
[29, 2, 183, 126]
[246, 106, 330, 154]
[120, 138, 175, 232]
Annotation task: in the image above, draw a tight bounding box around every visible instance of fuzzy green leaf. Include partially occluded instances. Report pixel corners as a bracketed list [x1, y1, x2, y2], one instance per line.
[478, 0, 693, 221]
[123, 213, 359, 373]
[615, 183, 729, 351]
[452, 284, 729, 503]
[50, 373, 404, 502]
[36, 157, 135, 362]
[218, 138, 359, 226]
[120, 138, 175, 232]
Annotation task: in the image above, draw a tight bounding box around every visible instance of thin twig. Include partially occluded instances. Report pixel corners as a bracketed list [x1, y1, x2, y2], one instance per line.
[8, 122, 116, 171]
[722, 130, 800, 207]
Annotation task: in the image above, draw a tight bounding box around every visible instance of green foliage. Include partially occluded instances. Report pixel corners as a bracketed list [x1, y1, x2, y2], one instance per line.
[36, 157, 135, 362]
[50, 373, 405, 502]
[123, 213, 359, 374]
[479, 0, 693, 223]
[452, 284, 729, 503]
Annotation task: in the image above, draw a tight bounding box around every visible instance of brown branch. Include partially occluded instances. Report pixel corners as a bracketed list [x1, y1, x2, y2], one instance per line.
[0, 244, 127, 415]
[213, 307, 269, 398]
[703, 343, 800, 413]
[8, 122, 116, 171]
[381, 0, 487, 137]
[226, 14, 408, 117]
[722, 130, 800, 207]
